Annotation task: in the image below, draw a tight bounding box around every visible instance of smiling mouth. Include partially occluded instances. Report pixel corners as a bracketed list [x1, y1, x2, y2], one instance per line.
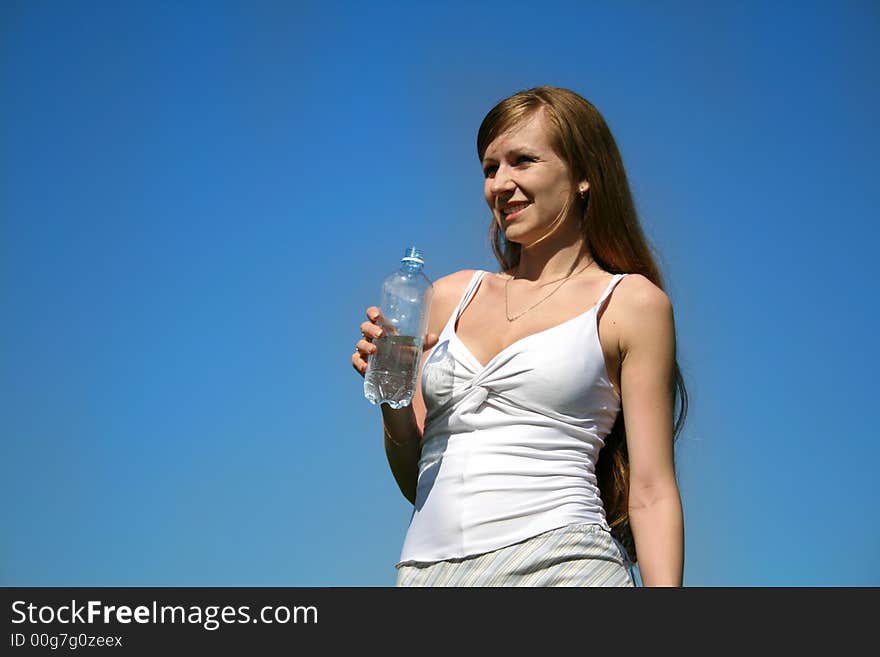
[501, 203, 531, 221]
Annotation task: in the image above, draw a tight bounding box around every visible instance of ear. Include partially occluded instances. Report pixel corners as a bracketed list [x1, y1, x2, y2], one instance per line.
[577, 181, 590, 196]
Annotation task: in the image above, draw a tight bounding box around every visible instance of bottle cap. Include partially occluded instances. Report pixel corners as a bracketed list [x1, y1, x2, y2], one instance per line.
[401, 246, 425, 265]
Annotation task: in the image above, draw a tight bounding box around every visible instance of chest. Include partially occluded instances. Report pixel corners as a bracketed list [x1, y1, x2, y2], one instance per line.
[454, 274, 623, 396]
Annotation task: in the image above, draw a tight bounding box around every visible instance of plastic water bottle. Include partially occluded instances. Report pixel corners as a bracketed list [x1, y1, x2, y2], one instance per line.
[363, 247, 434, 409]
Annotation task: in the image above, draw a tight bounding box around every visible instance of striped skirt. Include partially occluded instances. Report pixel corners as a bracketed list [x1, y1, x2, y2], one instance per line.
[395, 523, 635, 587]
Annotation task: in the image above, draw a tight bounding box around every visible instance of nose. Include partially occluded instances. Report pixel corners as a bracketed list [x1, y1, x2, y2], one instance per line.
[489, 165, 516, 197]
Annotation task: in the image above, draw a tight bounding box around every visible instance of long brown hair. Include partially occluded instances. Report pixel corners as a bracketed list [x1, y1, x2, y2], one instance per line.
[477, 86, 688, 563]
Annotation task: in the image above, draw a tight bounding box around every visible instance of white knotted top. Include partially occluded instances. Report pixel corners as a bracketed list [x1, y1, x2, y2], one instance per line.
[398, 269, 628, 565]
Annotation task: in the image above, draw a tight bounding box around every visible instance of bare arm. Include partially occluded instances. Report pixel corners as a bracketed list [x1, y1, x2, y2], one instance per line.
[354, 308, 428, 504]
[617, 275, 684, 587]
[353, 270, 475, 504]
[380, 327, 435, 504]
[380, 404, 422, 504]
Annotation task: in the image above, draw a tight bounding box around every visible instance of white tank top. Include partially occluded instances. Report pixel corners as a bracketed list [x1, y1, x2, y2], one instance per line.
[398, 269, 628, 564]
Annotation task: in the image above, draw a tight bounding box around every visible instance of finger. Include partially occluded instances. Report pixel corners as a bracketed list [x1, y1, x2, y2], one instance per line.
[359, 321, 384, 341]
[352, 341, 375, 371]
[351, 351, 367, 376]
[367, 307, 393, 334]
[366, 306, 385, 324]
[357, 337, 379, 354]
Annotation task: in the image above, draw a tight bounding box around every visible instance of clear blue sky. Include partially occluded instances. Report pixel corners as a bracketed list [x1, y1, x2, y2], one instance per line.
[2, 1, 878, 586]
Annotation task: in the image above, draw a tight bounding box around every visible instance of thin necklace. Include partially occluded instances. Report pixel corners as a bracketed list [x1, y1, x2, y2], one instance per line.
[504, 258, 595, 322]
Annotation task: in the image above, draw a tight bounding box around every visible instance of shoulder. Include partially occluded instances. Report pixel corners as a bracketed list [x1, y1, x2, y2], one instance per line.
[425, 269, 481, 334]
[613, 274, 675, 352]
[435, 269, 480, 292]
[616, 273, 673, 312]
[432, 269, 481, 304]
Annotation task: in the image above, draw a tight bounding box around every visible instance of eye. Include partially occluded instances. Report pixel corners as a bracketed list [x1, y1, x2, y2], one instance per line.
[482, 164, 498, 178]
[516, 155, 536, 165]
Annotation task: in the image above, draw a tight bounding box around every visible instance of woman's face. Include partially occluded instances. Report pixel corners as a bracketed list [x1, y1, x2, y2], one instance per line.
[481, 110, 584, 247]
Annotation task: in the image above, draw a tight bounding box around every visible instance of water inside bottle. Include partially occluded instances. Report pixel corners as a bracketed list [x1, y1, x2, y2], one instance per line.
[363, 335, 423, 409]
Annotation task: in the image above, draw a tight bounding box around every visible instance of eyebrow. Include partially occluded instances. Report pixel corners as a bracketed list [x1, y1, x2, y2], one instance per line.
[481, 147, 538, 166]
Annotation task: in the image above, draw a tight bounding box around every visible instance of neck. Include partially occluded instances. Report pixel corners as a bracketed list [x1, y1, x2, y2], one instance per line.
[512, 234, 592, 283]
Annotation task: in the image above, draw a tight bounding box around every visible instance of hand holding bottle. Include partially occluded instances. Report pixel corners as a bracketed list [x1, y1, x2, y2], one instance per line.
[352, 307, 439, 379]
[353, 248, 434, 409]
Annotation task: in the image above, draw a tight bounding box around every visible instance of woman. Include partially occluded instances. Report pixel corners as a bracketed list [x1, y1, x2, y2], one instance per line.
[352, 86, 687, 587]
